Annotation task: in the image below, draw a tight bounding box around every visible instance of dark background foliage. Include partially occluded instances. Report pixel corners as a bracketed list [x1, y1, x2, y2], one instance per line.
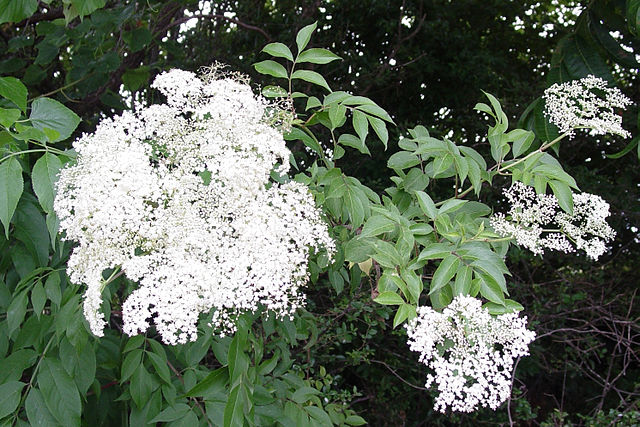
[1, 0, 639, 425]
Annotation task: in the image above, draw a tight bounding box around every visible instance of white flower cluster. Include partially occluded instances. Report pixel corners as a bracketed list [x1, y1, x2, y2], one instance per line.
[543, 75, 632, 138]
[490, 182, 616, 260]
[54, 68, 334, 344]
[405, 296, 535, 413]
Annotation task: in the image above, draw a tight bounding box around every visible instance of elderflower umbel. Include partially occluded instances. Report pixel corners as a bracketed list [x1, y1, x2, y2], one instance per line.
[54, 67, 334, 344]
[490, 182, 615, 260]
[543, 75, 632, 138]
[405, 296, 536, 413]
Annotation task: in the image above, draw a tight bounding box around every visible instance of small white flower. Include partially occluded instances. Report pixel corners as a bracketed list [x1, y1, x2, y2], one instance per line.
[543, 75, 632, 138]
[405, 296, 536, 413]
[55, 67, 334, 344]
[490, 182, 616, 260]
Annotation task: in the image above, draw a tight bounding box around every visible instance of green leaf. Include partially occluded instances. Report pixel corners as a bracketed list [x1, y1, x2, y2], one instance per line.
[14, 199, 49, 266]
[25, 388, 58, 427]
[298, 48, 341, 64]
[291, 70, 331, 92]
[284, 127, 323, 156]
[510, 129, 535, 157]
[129, 364, 154, 409]
[373, 291, 404, 305]
[368, 115, 388, 149]
[147, 350, 171, 385]
[223, 384, 247, 427]
[296, 22, 317, 53]
[329, 104, 347, 128]
[7, 290, 27, 337]
[253, 60, 288, 79]
[291, 386, 321, 404]
[549, 180, 573, 214]
[185, 367, 228, 397]
[31, 280, 46, 318]
[38, 358, 81, 426]
[0, 157, 23, 238]
[262, 42, 294, 61]
[360, 215, 395, 238]
[262, 85, 288, 98]
[387, 151, 420, 170]
[338, 133, 370, 155]
[70, 0, 106, 17]
[0, 0, 38, 24]
[355, 104, 394, 123]
[149, 403, 191, 423]
[414, 191, 437, 220]
[29, 98, 80, 142]
[122, 27, 151, 52]
[404, 168, 429, 192]
[352, 109, 369, 142]
[429, 255, 460, 295]
[0, 381, 25, 418]
[121, 349, 143, 383]
[0, 77, 27, 112]
[0, 107, 21, 128]
[345, 415, 367, 426]
[628, 0, 640, 35]
[453, 265, 472, 295]
[606, 136, 638, 159]
[122, 66, 150, 92]
[228, 333, 249, 386]
[393, 303, 415, 328]
[44, 272, 61, 306]
[477, 275, 506, 305]
[32, 153, 62, 214]
[483, 299, 524, 315]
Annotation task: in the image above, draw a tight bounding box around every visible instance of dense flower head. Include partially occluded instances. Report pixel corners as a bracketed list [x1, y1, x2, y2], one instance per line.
[406, 296, 536, 413]
[543, 75, 632, 138]
[54, 67, 334, 344]
[490, 182, 615, 260]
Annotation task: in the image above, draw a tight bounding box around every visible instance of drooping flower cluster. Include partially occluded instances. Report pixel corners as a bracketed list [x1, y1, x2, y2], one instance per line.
[405, 296, 536, 413]
[543, 75, 632, 138]
[490, 182, 616, 260]
[54, 67, 334, 344]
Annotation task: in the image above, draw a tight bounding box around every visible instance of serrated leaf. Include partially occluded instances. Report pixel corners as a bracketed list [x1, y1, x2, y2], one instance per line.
[0, 381, 25, 418]
[0, 76, 28, 111]
[549, 180, 573, 214]
[0, 107, 21, 127]
[367, 115, 388, 149]
[284, 126, 323, 156]
[483, 299, 524, 315]
[393, 304, 415, 328]
[253, 60, 288, 79]
[387, 151, 420, 170]
[291, 386, 321, 404]
[29, 98, 80, 142]
[0, 157, 23, 238]
[262, 85, 288, 98]
[296, 22, 317, 53]
[291, 70, 331, 92]
[373, 291, 404, 305]
[262, 42, 294, 61]
[429, 255, 460, 295]
[32, 153, 62, 214]
[360, 215, 395, 238]
[298, 48, 341, 64]
[38, 358, 81, 426]
[25, 388, 58, 427]
[352, 109, 368, 142]
[338, 133, 369, 155]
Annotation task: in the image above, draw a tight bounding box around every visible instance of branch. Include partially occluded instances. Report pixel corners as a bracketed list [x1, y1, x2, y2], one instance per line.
[165, 13, 271, 40]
